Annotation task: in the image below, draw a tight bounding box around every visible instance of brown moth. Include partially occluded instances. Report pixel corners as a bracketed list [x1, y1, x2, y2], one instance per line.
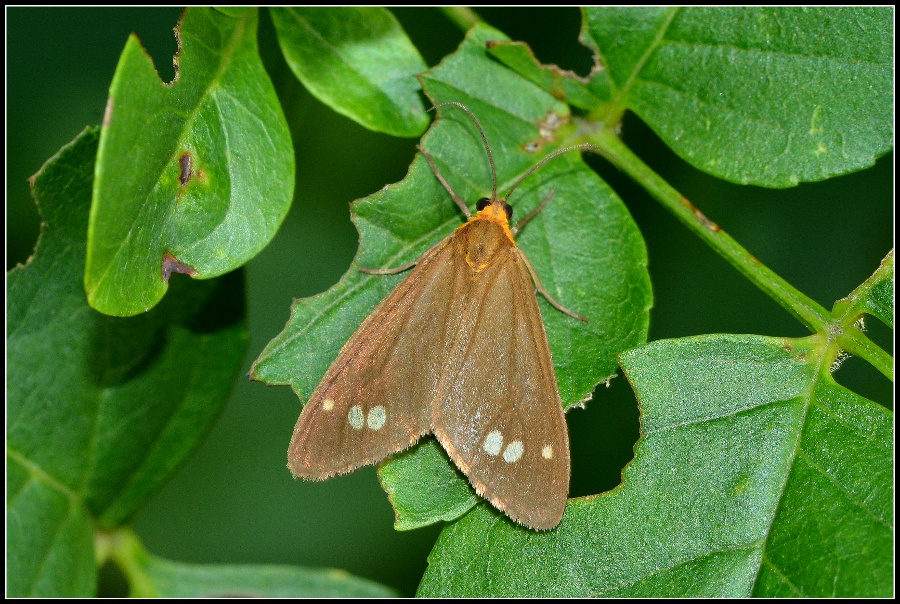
[288, 102, 591, 530]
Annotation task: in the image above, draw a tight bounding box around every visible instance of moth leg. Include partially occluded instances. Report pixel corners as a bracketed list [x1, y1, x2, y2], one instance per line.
[512, 189, 556, 235]
[417, 145, 471, 218]
[359, 260, 418, 275]
[519, 250, 588, 322]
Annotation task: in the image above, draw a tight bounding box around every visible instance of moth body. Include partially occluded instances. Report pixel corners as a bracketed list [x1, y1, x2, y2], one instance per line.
[287, 102, 588, 530]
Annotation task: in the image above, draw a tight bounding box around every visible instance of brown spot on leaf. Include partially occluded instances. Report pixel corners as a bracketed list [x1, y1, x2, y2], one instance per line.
[537, 111, 566, 141]
[524, 111, 570, 152]
[162, 251, 197, 282]
[179, 151, 193, 186]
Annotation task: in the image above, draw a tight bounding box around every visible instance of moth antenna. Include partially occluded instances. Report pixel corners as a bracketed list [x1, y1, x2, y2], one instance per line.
[503, 143, 601, 205]
[418, 145, 471, 218]
[430, 102, 498, 201]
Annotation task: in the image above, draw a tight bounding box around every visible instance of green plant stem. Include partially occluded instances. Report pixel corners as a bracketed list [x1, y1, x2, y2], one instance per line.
[830, 249, 894, 380]
[590, 128, 830, 331]
[440, 7, 482, 32]
[583, 127, 893, 381]
[98, 528, 156, 597]
[837, 327, 894, 381]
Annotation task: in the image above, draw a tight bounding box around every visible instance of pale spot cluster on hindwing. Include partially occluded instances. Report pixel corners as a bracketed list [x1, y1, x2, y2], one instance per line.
[339, 402, 388, 432]
[481, 428, 554, 465]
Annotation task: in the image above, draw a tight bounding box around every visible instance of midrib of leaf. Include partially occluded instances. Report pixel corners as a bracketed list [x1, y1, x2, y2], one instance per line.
[8, 452, 88, 596]
[172, 88, 248, 257]
[88, 358, 201, 522]
[608, 7, 678, 115]
[281, 7, 400, 102]
[167, 11, 249, 233]
[750, 340, 833, 595]
[609, 541, 764, 596]
[8, 462, 88, 598]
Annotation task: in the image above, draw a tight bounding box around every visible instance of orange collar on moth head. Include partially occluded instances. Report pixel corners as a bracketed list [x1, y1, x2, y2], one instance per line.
[459, 201, 516, 244]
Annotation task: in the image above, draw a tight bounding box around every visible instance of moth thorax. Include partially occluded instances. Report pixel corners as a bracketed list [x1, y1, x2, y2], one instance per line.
[462, 218, 514, 273]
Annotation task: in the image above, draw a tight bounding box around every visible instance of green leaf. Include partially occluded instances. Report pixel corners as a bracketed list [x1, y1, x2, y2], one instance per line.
[833, 249, 894, 329]
[582, 7, 893, 187]
[252, 24, 651, 528]
[7, 128, 248, 596]
[486, 40, 609, 110]
[271, 7, 429, 137]
[377, 440, 479, 531]
[7, 456, 95, 597]
[85, 7, 293, 316]
[417, 335, 893, 597]
[137, 561, 399, 598]
[108, 529, 397, 597]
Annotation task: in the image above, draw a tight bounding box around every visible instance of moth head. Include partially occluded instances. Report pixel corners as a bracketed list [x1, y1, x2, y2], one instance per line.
[476, 196, 513, 221]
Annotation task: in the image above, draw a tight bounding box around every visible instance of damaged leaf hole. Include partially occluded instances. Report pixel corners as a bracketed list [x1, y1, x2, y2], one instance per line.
[161, 251, 197, 283]
[522, 111, 568, 153]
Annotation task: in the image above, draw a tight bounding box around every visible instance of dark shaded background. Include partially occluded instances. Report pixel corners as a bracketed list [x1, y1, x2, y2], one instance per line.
[7, 8, 892, 597]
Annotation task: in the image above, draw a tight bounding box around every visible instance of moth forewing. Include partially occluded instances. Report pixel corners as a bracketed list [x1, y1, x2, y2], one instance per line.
[288, 238, 460, 479]
[430, 218, 569, 530]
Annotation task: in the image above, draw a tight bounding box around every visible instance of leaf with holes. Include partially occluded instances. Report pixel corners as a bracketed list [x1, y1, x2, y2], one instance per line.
[485, 40, 609, 111]
[418, 335, 892, 597]
[85, 7, 293, 316]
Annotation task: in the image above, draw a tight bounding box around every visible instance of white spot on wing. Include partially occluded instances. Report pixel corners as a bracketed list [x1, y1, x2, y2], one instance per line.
[542, 445, 553, 460]
[322, 398, 335, 411]
[348, 405, 364, 430]
[367, 405, 386, 430]
[503, 441, 524, 463]
[483, 430, 503, 456]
